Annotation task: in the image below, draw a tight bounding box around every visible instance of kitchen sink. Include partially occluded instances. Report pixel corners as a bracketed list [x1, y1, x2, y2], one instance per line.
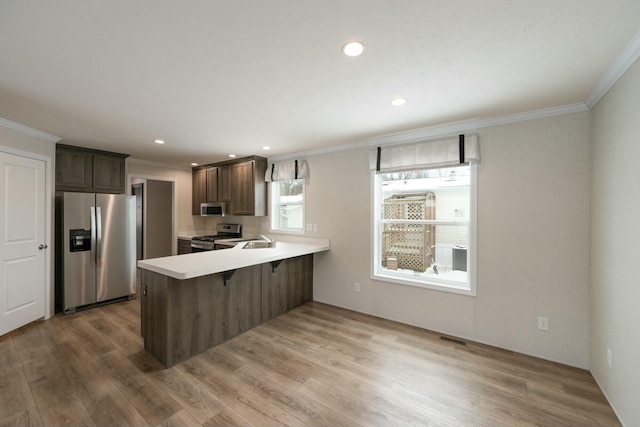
[242, 241, 276, 249]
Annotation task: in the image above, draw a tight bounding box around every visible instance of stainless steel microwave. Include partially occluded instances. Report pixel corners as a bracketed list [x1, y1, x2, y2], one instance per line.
[200, 202, 226, 216]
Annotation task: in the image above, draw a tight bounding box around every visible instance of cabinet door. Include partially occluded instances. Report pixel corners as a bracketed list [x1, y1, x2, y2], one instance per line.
[177, 238, 191, 255]
[93, 153, 126, 193]
[230, 160, 254, 215]
[55, 147, 93, 191]
[141, 270, 168, 347]
[218, 165, 231, 202]
[192, 169, 206, 215]
[205, 167, 218, 202]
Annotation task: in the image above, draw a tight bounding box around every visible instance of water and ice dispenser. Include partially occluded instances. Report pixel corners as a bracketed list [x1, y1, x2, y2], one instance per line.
[69, 229, 91, 252]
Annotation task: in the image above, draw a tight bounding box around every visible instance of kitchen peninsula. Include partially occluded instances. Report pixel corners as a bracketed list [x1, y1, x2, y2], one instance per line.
[137, 238, 329, 367]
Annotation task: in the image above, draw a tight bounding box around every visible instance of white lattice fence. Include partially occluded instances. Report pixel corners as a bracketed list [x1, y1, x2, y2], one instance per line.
[382, 193, 436, 272]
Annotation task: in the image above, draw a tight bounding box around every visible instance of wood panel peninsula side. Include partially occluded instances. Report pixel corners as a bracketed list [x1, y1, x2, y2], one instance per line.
[137, 239, 329, 367]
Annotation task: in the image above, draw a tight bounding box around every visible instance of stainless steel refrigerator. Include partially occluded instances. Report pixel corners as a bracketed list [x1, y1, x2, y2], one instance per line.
[55, 192, 136, 314]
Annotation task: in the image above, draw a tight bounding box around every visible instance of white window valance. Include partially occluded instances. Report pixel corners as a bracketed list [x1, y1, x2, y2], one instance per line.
[265, 159, 310, 182]
[368, 134, 480, 172]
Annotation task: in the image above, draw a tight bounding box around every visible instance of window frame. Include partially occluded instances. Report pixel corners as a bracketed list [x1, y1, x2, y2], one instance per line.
[370, 163, 477, 296]
[269, 179, 306, 234]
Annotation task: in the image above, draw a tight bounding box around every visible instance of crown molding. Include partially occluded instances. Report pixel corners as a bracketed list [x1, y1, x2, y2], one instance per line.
[358, 103, 589, 148]
[0, 117, 60, 143]
[267, 141, 360, 162]
[127, 157, 192, 171]
[585, 30, 640, 108]
[269, 102, 589, 161]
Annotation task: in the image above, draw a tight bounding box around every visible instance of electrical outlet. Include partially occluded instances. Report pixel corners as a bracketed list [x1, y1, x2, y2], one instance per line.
[537, 317, 549, 331]
[354, 283, 361, 293]
[306, 223, 313, 231]
[607, 348, 612, 367]
[313, 224, 318, 232]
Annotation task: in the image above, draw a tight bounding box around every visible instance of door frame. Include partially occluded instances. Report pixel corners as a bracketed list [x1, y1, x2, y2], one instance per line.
[127, 173, 177, 256]
[131, 183, 144, 261]
[0, 144, 52, 320]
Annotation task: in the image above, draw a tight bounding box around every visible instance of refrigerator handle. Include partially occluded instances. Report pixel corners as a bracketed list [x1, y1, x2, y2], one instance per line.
[90, 206, 96, 267]
[96, 206, 103, 267]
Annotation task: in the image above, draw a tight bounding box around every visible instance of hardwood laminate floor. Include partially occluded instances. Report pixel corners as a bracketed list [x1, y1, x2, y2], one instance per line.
[0, 297, 620, 426]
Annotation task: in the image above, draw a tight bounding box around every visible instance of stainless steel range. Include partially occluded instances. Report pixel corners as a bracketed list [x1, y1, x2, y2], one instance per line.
[191, 223, 242, 252]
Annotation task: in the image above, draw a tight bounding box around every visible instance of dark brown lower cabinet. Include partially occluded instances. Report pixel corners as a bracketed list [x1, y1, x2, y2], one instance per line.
[177, 238, 191, 255]
[141, 254, 312, 367]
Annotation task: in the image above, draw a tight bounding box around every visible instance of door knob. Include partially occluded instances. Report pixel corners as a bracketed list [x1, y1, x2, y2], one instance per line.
[38, 244, 48, 250]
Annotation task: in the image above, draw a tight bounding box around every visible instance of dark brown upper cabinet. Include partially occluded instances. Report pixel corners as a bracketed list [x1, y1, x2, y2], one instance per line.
[192, 168, 207, 215]
[218, 164, 231, 202]
[191, 166, 224, 215]
[192, 156, 267, 216]
[56, 144, 128, 193]
[206, 167, 218, 202]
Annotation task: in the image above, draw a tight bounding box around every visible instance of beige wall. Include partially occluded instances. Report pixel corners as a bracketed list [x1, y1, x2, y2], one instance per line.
[0, 124, 56, 315]
[590, 58, 640, 425]
[126, 159, 209, 243]
[306, 111, 591, 369]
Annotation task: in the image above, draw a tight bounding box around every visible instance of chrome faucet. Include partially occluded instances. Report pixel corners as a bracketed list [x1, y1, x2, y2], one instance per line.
[259, 234, 275, 247]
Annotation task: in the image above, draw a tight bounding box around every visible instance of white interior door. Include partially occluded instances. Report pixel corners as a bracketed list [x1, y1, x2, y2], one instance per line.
[0, 151, 46, 336]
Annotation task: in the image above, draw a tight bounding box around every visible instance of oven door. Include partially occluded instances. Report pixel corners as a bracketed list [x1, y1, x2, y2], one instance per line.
[213, 242, 236, 250]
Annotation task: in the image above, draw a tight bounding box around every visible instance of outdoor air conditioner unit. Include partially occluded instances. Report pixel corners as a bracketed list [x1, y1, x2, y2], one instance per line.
[452, 246, 467, 272]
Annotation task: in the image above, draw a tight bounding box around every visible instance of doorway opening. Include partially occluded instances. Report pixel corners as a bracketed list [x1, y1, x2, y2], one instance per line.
[130, 178, 174, 261]
[132, 183, 143, 261]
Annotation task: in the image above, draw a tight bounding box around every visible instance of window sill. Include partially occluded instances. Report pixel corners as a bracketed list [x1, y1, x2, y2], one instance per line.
[372, 271, 476, 296]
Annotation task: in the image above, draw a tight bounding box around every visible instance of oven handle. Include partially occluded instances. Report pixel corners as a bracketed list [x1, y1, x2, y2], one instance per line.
[213, 242, 238, 249]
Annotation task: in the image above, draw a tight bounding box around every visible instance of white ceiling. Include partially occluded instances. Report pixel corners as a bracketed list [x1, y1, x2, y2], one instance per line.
[1, 1, 639, 167]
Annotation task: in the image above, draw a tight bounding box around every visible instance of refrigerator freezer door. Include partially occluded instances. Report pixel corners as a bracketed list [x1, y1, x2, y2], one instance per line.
[95, 194, 136, 302]
[62, 192, 96, 310]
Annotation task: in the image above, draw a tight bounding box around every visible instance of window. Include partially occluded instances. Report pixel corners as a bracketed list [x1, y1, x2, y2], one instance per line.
[270, 179, 305, 233]
[372, 164, 477, 295]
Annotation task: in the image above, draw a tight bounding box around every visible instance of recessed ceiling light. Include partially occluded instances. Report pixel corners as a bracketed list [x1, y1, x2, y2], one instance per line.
[191, 162, 198, 166]
[228, 154, 237, 158]
[391, 98, 407, 106]
[154, 139, 165, 144]
[262, 146, 271, 151]
[342, 41, 365, 57]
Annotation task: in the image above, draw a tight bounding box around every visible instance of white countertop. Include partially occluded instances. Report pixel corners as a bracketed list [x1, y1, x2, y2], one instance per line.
[137, 238, 330, 280]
